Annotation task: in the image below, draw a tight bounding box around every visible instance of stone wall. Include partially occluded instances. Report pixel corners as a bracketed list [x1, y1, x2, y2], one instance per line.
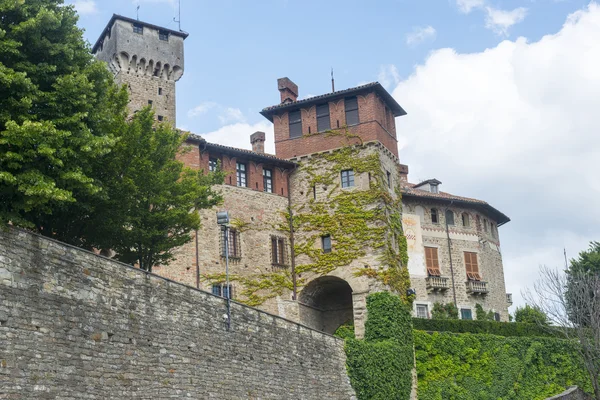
[545, 386, 592, 400]
[0, 227, 356, 399]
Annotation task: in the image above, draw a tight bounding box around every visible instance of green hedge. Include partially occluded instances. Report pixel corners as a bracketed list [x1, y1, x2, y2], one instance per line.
[345, 292, 414, 400]
[412, 317, 560, 338]
[414, 331, 591, 400]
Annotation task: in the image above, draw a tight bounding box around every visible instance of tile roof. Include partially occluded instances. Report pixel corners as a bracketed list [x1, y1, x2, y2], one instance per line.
[260, 82, 407, 121]
[400, 181, 510, 225]
[182, 132, 296, 168]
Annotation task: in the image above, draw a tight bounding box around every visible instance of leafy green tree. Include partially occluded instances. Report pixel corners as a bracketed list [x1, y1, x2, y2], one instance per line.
[514, 304, 549, 325]
[475, 303, 495, 321]
[431, 302, 459, 320]
[0, 0, 128, 232]
[90, 108, 224, 271]
[569, 242, 600, 275]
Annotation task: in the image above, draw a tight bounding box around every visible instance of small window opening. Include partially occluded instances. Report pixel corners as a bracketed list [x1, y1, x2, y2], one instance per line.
[133, 23, 143, 34]
[158, 30, 169, 41]
[341, 169, 355, 188]
[322, 235, 332, 253]
[462, 213, 470, 228]
[386, 171, 392, 188]
[416, 304, 429, 319]
[158, 87, 163, 95]
[312, 185, 316, 200]
[431, 208, 439, 224]
[148, 100, 153, 105]
[461, 309, 473, 320]
[157, 115, 164, 121]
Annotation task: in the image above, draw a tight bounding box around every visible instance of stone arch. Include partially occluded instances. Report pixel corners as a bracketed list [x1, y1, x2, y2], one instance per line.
[298, 276, 354, 334]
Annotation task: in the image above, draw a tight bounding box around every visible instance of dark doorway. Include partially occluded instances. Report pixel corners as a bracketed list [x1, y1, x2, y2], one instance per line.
[298, 276, 353, 334]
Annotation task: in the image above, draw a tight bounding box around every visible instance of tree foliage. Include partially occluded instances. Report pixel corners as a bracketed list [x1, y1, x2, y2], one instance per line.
[431, 302, 459, 320]
[89, 108, 224, 271]
[514, 304, 550, 325]
[0, 0, 128, 229]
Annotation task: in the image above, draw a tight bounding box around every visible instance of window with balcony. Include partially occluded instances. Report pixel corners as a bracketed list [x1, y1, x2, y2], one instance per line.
[464, 251, 481, 280]
[461, 308, 473, 320]
[341, 169, 355, 188]
[345, 96, 359, 126]
[431, 208, 439, 224]
[289, 110, 302, 138]
[236, 162, 247, 187]
[316, 104, 330, 132]
[424, 247, 441, 276]
[416, 304, 429, 319]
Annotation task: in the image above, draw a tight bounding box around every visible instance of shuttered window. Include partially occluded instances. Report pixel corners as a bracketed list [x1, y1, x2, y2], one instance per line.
[316, 104, 331, 132]
[289, 110, 302, 138]
[345, 97, 359, 126]
[424, 247, 441, 276]
[445, 210, 455, 225]
[464, 252, 481, 281]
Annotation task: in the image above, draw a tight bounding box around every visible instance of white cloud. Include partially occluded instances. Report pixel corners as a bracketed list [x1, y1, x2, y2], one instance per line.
[70, 0, 98, 15]
[456, 0, 485, 14]
[391, 3, 600, 309]
[187, 102, 217, 118]
[406, 25, 437, 47]
[485, 6, 528, 35]
[218, 108, 246, 124]
[199, 122, 276, 154]
[378, 65, 401, 90]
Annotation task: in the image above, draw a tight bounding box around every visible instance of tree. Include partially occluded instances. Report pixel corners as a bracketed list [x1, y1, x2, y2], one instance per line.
[431, 302, 459, 319]
[525, 264, 600, 399]
[514, 304, 549, 325]
[475, 303, 495, 321]
[0, 0, 128, 232]
[90, 108, 224, 272]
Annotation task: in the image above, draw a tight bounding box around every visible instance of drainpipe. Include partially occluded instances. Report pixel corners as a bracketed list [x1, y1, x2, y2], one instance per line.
[445, 200, 458, 307]
[287, 165, 298, 300]
[195, 230, 200, 289]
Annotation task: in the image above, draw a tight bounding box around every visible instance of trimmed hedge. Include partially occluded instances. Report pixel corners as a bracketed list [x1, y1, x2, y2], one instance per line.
[345, 292, 414, 400]
[414, 331, 591, 400]
[413, 317, 560, 338]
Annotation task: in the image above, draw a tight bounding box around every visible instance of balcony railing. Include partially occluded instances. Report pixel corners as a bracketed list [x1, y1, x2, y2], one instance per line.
[506, 293, 513, 305]
[466, 280, 489, 295]
[426, 276, 450, 291]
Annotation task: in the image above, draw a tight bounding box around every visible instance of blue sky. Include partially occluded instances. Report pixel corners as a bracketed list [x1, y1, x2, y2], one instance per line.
[69, 0, 600, 312]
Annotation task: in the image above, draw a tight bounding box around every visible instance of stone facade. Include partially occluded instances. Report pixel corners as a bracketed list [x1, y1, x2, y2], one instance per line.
[0, 227, 357, 399]
[93, 15, 186, 125]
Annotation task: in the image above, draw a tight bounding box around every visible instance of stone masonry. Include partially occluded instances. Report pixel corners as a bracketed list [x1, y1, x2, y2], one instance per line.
[0, 227, 357, 399]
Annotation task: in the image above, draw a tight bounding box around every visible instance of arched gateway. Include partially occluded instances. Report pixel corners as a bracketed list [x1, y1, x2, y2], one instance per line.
[298, 276, 354, 334]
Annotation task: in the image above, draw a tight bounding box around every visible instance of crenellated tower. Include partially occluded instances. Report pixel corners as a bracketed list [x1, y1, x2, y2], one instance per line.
[92, 14, 188, 126]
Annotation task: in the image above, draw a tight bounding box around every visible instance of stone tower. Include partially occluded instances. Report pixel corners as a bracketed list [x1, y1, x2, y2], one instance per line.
[92, 14, 188, 126]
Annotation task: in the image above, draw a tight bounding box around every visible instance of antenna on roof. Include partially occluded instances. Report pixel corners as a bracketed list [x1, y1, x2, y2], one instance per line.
[136, 5, 140, 20]
[564, 248, 568, 269]
[331, 68, 335, 92]
[173, 0, 182, 31]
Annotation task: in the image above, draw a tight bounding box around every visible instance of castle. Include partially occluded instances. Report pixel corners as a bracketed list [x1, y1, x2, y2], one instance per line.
[93, 15, 512, 337]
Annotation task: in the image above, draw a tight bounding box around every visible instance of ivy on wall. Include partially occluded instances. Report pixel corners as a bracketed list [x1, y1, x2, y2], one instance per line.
[345, 292, 414, 400]
[414, 331, 591, 400]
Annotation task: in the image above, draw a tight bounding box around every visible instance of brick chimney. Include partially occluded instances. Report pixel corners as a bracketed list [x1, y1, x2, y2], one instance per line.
[399, 164, 409, 182]
[250, 131, 266, 154]
[277, 77, 298, 104]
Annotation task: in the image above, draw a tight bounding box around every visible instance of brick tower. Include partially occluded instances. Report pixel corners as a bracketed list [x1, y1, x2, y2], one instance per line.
[92, 15, 188, 126]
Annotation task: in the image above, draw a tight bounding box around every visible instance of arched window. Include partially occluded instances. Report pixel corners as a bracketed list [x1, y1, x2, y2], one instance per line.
[462, 212, 470, 228]
[431, 208, 439, 224]
[445, 210, 455, 226]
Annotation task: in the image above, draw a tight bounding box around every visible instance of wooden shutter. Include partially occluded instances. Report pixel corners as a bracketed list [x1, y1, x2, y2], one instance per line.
[425, 247, 441, 276]
[465, 252, 481, 280]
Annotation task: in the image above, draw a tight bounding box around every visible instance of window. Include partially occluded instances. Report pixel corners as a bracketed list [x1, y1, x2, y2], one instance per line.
[271, 237, 287, 266]
[158, 87, 163, 95]
[263, 168, 273, 193]
[316, 103, 330, 132]
[464, 251, 481, 281]
[322, 235, 332, 253]
[345, 96, 359, 126]
[416, 304, 429, 319]
[484, 219, 489, 232]
[148, 100, 153, 105]
[236, 162, 247, 187]
[461, 308, 473, 320]
[157, 115, 164, 121]
[209, 157, 218, 172]
[424, 247, 441, 276]
[341, 169, 355, 188]
[386, 171, 392, 188]
[491, 223, 497, 239]
[212, 283, 233, 299]
[445, 210, 455, 226]
[462, 212, 470, 228]
[158, 30, 169, 41]
[221, 229, 241, 258]
[494, 312, 501, 322]
[431, 208, 439, 224]
[133, 23, 143, 34]
[289, 110, 302, 138]
[431, 184, 439, 194]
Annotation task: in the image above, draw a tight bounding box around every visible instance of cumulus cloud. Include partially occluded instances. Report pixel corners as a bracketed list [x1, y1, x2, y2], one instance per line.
[378, 65, 401, 90]
[70, 0, 98, 15]
[218, 108, 246, 124]
[406, 25, 437, 47]
[485, 7, 528, 36]
[199, 122, 276, 154]
[456, 0, 485, 13]
[391, 3, 600, 309]
[187, 102, 217, 118]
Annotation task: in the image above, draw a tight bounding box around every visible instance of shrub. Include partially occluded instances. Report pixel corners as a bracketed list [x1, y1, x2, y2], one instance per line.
[431, 302, 459, 320]
[475, 303, 495, 321]
[514, 304, 550, 325]
[412, 318, 560, 338]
